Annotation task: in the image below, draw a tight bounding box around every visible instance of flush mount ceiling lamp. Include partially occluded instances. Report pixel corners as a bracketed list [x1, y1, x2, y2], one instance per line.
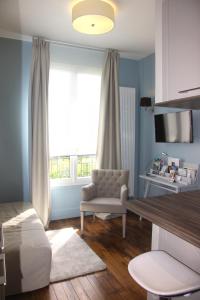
[72, 0, 115, 35]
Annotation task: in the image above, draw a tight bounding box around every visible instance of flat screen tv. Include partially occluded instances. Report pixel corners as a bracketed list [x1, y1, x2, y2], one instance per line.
[154, 110, 193, 143]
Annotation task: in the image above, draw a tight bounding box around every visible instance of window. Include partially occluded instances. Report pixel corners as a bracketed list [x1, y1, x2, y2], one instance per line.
[49, 65, 101, 185]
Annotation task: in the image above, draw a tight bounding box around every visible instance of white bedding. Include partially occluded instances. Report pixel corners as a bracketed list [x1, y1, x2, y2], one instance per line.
[0, 201, 52, 295]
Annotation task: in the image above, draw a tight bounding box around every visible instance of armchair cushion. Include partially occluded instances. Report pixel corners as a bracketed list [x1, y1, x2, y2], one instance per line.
[80, 198, 126, 214]
[81, 183, 96, 202]
[92, 169, 129, 198]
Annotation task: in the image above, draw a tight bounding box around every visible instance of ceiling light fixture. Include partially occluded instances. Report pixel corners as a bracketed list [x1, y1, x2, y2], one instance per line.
[72, 0, 115, 35]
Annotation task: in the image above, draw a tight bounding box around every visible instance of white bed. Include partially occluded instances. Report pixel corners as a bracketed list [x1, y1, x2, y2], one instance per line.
[0, 201, 52, 295]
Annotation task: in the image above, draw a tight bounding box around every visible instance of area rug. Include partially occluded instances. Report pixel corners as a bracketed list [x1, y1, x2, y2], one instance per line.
[46, 228, 106, 282]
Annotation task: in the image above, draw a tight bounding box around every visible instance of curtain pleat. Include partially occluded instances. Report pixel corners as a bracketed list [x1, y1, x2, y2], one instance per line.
[30, 37, 50, 228]
[97, 49, 121, 169]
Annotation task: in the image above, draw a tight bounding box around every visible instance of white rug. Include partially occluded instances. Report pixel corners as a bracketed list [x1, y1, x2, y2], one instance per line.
[46, 228, 106, 283]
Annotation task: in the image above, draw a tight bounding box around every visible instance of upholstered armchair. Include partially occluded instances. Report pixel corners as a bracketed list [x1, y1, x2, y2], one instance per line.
[80, 169, 129, 238]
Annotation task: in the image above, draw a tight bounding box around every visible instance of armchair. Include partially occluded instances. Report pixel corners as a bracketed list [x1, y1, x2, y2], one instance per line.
[80, 169, 129, 238]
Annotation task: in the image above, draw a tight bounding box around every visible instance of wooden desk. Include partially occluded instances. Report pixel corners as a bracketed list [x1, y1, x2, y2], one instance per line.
[126, 190, 200, 248]
[126, 191, 200, 300]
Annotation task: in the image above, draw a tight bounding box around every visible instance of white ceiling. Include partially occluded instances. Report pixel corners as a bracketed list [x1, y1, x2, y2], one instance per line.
[0, 0, 155, 60]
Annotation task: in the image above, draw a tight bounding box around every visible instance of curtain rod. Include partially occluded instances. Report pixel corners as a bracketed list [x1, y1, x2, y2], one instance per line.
[33, 36, 106, 53]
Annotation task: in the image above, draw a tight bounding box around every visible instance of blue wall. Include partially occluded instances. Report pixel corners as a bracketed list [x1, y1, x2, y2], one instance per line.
[138, 54, 155, 195]
[138, 54, 200, 196]
[0, 38, 31, 202]
[51, 185, 83, 220]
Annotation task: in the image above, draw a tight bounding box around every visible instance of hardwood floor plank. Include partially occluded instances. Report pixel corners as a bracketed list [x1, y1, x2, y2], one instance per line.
[49, 285, 58, 300]
[86, 274, 107, 299]
[62, 281, 79, 300]
[71, 278, 90, 300]
[100, 250, 146, 299]
[35, 286, 58, 300]
[52, 282, 69, 300]
[78, 276, 104, 300]
[107, 292, 124, 300]
[102, 271, 123, 292]
[94, 272, 118, 295]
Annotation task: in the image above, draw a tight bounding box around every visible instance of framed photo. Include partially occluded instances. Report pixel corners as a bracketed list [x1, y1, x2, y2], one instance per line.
[168, 157, 180, 168]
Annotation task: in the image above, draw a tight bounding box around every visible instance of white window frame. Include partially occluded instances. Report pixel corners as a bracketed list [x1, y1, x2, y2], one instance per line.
[50, 155, 95, 187]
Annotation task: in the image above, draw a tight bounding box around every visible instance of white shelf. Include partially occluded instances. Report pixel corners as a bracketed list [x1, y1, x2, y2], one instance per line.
[140, 174, 199, 195]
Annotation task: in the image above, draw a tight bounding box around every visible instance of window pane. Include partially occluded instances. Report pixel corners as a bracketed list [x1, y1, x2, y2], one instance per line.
[75, 73, 101, 155]
[49, 69, 101, 157]
[77, 155, 96, 177]
[49, 67, 101, 182]
[50, 156, 70, 179]
[49, 69, 72, 157]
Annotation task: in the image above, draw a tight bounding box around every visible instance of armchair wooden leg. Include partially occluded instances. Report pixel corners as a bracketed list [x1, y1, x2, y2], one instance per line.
[122, 214, 126, 238]
[81, 211, 84, 235]
[93, 213, 96, 222]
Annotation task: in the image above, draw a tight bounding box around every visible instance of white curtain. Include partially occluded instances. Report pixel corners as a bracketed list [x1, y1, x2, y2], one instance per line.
[97, 49, 121, 169]
[30, 37, 50, 228]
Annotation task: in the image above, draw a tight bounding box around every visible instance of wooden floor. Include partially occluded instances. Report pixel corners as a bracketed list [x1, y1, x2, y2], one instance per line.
[7, 212, 152, 300]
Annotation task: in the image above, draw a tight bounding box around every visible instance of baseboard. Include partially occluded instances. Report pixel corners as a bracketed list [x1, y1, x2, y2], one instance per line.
[51, 207, 80, 220]
[51, 208, 92, 221]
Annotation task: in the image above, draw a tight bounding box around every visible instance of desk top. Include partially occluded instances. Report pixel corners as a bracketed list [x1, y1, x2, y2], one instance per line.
[126, 190, 200, 248]
[140, 174, 199, 192]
